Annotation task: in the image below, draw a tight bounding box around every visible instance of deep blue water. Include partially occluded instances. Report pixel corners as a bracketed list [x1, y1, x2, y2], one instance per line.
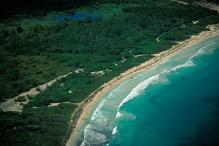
[77, 35, 219, 146]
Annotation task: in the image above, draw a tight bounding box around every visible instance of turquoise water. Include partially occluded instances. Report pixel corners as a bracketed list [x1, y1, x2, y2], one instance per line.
[77, 35, 219, 146]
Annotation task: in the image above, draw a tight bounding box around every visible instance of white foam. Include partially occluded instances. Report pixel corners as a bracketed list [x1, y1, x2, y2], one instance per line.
[191, 48, 205, 58]
[191, 41, 216, 59]
[170, 41, 217, 72]
[116, 57, 196, 117]
[91, 99, 107, 121]
[171, 59, 194, 72]
[118, 74, 160, 109]
[81, 124, 108, 146]
[82, 40, 218, 145]
[116, 111, 122, 119]
[112, 126, 118, 135]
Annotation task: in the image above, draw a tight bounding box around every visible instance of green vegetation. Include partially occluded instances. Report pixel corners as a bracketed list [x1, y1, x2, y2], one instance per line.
[0, 0, 219, 145]
[0, 103, 76, 146]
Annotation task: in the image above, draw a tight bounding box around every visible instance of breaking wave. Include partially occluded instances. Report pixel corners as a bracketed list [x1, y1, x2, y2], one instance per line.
[112, 126, 117, 135]
[170, 59, 194, 72]
[118, 74, 160, 109]
[116, 111, 122, 119]
[170, 40, 216, 72]
[191, 41, 216, 59]
[81, 40, 218, 145]
[91, 99, 106, 121]
[81, 124, 108, 146]
[116, 52, 199, 116]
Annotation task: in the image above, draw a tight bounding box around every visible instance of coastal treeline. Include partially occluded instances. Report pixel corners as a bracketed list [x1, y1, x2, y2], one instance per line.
[0, 0, 219, 145]
[1, 0, 218, 101]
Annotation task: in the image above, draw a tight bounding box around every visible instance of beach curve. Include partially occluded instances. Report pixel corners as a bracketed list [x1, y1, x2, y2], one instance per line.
[65, 24, 219, 146]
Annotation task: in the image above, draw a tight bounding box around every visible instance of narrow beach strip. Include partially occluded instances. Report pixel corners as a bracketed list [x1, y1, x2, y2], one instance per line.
[66, 24, 219, 146]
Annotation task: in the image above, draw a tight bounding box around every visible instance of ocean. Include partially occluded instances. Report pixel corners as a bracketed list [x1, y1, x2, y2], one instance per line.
[77, 35, 219, 146]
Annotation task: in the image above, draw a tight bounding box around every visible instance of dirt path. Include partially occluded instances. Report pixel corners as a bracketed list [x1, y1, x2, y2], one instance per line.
[0, 72, 72, 112]
[194, 1, 219, 13]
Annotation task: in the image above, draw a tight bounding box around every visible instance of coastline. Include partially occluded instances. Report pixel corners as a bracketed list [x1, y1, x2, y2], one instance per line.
[66, 24, 219, 146]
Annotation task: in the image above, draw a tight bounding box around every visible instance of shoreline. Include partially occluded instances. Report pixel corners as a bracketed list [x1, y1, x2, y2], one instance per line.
[66, 24, 219, 146]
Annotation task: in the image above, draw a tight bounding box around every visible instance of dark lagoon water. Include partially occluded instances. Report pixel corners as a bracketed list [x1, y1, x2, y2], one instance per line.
[77, 35, 219, 146]
[54, 11, 101, 22]
[34, 11, 101, 24]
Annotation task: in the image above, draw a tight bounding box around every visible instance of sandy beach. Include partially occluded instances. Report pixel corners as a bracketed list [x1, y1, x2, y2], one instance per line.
[66, 24, 219, 146]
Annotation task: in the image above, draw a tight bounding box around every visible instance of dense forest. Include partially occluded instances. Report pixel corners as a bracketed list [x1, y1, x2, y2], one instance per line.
[1, 0, 218, 102]
[0, 0, 219, 145]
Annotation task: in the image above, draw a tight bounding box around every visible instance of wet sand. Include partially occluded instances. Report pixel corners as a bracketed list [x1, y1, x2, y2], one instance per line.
[67, 25, 219, 146]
